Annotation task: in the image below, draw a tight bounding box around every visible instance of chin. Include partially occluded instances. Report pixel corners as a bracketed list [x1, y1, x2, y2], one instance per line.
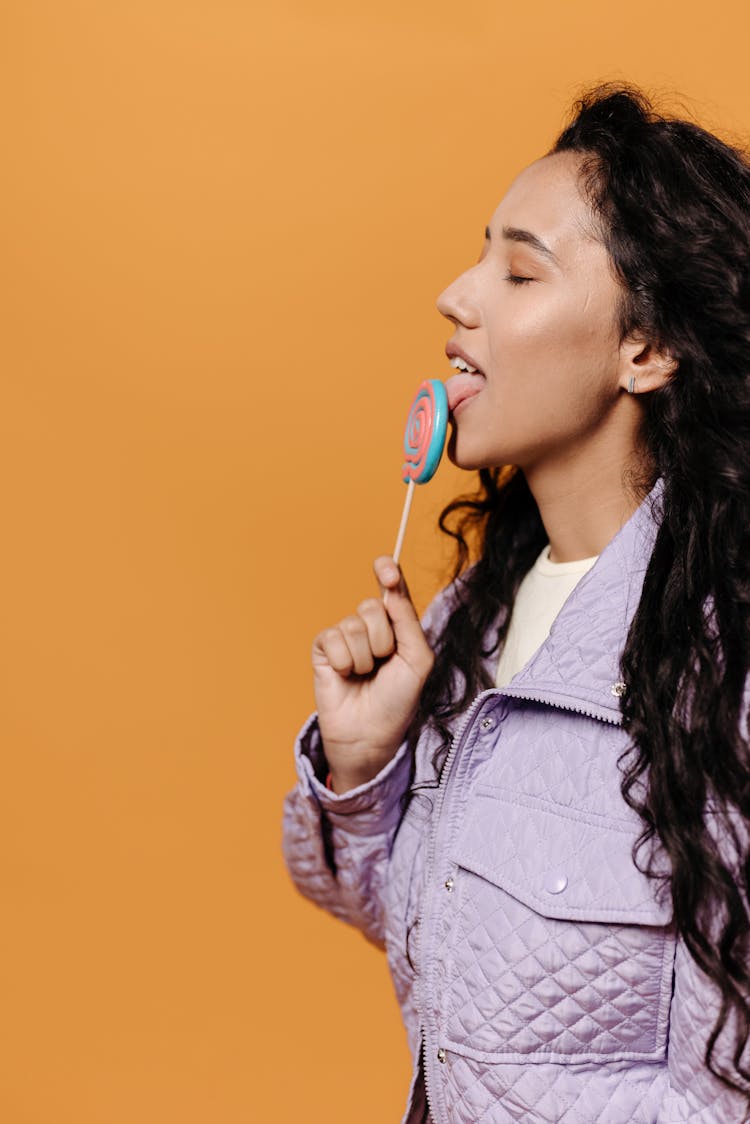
[447, 433, 502, 473]
[447, 440, 475, 471]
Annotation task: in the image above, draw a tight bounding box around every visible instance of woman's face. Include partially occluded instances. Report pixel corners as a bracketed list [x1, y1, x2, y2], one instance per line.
[437, 151, 629, 475]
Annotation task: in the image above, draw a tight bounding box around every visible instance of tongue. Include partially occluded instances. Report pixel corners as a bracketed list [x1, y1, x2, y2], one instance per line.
[445, 371, 485, 412]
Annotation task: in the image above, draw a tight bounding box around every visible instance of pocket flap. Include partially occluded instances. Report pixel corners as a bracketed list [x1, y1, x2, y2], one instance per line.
[450, 787, 672, 926]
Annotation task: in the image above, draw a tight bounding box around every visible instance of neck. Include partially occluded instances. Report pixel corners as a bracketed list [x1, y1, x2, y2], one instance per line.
[522, 431, 653, 564]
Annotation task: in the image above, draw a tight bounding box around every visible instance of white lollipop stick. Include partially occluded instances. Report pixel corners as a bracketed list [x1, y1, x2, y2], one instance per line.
[392, 479, 415, 567]
[383, 479, 415, 610]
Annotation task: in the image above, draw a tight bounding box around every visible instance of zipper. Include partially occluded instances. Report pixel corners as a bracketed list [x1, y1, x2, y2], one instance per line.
[498, 684, 623, 725]
[417, 688, 496, 1122]
[419, 1038, 431, 1123]
[414, 681, 624, 1120]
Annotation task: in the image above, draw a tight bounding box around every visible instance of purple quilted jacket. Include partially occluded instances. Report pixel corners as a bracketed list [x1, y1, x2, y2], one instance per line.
[283, 480, 748, 1122]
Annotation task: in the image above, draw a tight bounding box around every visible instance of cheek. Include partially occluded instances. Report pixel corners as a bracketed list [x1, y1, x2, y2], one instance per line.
[491, 295, 619, 384]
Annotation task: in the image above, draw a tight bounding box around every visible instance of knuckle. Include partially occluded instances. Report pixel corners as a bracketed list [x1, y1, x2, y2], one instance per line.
[373, 625, 396, 651]
[313, 628, 333, 653]
[340, 615, 366, 639]
[375, 635, 396, 657]
[356, 598, 382, 617]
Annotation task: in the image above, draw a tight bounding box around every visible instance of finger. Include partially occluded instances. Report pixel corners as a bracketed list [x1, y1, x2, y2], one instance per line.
[312, 627, 355, 676]
[374, 554, 404, 596]
[373, 556, 420, 624]
[356, 597, 396, 660]
[338, 614, 376, 676]
[372, 557, 434, 674]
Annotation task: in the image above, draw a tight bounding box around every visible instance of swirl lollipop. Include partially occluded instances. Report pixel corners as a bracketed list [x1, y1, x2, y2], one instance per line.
[392, 379, 449, 564]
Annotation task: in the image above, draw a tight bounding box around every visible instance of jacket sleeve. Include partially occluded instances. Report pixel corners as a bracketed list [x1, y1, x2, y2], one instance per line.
[657, 935, 749, 1121]
[281, 578, 461, 949]
[281, 713, 413, 949]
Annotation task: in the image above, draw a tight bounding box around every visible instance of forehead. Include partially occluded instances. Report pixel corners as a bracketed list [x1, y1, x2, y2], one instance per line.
[489, 151, 601, 256]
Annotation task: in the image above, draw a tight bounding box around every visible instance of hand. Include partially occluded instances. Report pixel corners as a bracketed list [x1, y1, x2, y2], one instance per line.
[311, 557, 435, 793]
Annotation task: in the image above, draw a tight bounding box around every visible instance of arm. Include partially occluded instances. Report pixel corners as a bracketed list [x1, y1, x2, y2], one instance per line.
[657, 937, 749, 1121]
[282, 556, 439, 946]
[282, 715, 413, 948]
[655, 672, 750, 1117]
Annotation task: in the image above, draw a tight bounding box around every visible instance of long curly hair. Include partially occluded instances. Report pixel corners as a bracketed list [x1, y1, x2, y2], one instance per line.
[411, 84, 750, 1097]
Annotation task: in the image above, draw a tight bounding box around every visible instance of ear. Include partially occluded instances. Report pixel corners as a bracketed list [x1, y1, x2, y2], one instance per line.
[618, 336, 678, 394]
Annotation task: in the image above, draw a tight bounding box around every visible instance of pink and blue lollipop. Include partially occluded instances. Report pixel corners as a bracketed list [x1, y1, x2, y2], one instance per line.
[393, 379, 449, 564]
[401, 379, 449, 484]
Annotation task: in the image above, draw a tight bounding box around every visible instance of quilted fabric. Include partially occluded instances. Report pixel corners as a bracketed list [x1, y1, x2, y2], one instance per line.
[282, 480, 749, 1122]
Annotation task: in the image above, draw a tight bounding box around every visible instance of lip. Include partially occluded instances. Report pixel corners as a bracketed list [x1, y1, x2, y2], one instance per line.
[445, 341, 484, 375]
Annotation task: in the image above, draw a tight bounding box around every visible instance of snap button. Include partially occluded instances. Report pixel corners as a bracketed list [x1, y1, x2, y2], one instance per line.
[437, 1047, 447, 1063]
[610, 681, 627, 698]
[480, 717, 494, 731]
[444, 877, 454, 892]
[544, 871, 568, 894]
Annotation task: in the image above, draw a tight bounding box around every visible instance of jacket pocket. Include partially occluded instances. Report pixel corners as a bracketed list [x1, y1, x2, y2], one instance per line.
[443, 787, 675, 1065]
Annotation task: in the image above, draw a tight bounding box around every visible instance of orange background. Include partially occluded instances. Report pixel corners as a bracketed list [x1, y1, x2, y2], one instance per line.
[2, 2, 749, 1120]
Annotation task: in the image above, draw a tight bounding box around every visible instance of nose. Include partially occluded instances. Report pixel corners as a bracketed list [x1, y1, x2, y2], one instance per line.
[436, 267, 481, 328]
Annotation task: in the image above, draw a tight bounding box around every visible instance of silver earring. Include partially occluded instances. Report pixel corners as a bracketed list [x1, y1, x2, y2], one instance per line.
[627, 375, 636, 394]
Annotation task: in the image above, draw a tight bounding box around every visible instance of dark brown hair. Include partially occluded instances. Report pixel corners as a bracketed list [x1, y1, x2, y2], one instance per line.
[411, 84, 750, 1099]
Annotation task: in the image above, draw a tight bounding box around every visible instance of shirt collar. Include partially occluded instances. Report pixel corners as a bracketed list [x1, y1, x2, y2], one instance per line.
[498, 477, 665, 721]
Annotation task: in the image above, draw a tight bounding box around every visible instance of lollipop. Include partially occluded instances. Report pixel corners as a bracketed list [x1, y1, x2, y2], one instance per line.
[392, 379, 449, 565]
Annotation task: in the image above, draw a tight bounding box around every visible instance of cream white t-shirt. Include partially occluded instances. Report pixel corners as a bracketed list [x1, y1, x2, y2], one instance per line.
[495, 544, 599, 687]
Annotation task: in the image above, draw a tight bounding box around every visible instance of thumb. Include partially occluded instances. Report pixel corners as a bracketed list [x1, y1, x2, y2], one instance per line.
[373, 556, 434, 671]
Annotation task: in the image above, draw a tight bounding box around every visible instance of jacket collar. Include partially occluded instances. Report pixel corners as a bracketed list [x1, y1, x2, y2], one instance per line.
[498, 477, 665, 724]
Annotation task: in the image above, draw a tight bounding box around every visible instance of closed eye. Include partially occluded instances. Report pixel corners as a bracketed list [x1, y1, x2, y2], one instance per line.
[505, 272, 535, 286]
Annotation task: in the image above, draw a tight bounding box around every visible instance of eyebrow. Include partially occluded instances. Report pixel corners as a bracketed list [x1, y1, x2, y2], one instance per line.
[485, 224, 560, 267]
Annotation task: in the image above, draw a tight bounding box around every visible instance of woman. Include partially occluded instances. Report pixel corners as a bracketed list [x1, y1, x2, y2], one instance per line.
[283, 85, 750, 1121]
